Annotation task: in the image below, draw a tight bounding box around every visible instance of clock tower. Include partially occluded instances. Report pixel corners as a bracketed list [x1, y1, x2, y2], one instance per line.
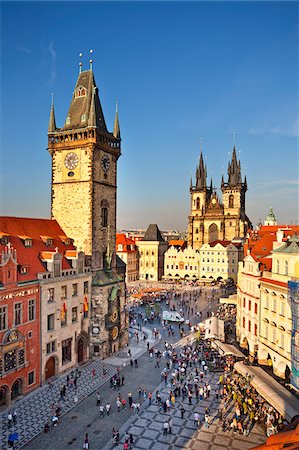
[48, 65, 128, 358]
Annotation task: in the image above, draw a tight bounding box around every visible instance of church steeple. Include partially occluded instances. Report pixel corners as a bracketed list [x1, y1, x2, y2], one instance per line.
[227, 146, 242, 186]
[196, 152, 207, 189]
[113, 101, 121, 139]
[62, 69, 107, 131]
[48, 94, 56, 133]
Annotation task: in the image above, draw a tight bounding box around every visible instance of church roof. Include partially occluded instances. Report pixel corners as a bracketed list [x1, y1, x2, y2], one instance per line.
[62, 70, 107, 131]
[142, 224, 165, 242]
[272, 234, 299, 254]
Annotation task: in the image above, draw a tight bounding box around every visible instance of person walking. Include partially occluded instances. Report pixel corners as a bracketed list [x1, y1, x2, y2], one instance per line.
[163, 420, 168, 435]
[180, 405, 185, 419]
[168, 417, 173, 434]
[105, 402, 111, 415]
[83, 433, 89, 449]
[7, 412, 13, 428]
[12, 410, 17, 425]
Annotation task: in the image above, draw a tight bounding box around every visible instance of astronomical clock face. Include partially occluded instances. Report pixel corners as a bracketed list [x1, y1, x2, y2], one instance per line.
[101, 155, 110, 172]
[111, 306, 118, 323]
[111, 326, 119, 341]
[64, 152, 79, 169]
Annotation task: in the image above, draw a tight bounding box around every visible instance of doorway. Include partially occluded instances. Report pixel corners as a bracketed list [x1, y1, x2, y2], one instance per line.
[45, 357, 56, 380]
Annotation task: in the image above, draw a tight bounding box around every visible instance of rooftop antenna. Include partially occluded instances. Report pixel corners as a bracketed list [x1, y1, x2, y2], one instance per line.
[89, 49, 93, 71]
[79, 52, 83, 73]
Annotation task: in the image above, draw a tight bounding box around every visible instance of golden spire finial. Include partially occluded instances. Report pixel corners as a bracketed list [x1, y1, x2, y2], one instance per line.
[89, 49, 93, 71]
[79, 52, 83, 73]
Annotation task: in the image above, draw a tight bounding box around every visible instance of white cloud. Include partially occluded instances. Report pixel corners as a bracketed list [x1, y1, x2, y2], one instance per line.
[248, 119, 299, 137]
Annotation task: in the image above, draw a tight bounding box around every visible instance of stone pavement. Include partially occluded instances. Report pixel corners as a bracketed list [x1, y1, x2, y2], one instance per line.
[1, 327, 156, 450]
[103, 370, 267, 450]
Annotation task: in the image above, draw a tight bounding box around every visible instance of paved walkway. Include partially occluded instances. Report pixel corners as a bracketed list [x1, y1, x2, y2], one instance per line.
[1, 327, 157, 450]
[103, 370, 267, 450]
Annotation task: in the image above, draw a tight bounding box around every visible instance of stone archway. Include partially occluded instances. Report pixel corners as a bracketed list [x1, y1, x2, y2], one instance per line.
[208, 223, 218, 242]
[0, 385, 8, 408]
[11, 378, 23, 401]
[45, 356, 56, 380]
[77, 333, 89, 365]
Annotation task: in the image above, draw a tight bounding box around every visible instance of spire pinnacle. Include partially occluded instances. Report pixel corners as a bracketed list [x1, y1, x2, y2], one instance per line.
[88, 87, 97, 127]
[113, 100, 121, 139]
[48, 93, 56, 133]
[79, 52, 83, 74]
[89, 49, 93, 71]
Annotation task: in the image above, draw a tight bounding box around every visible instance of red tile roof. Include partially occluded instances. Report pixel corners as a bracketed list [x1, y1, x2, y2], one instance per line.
[260, 277, 287, 289]
[0, 217, 76, 282]
[168, 240, 186, 248]
[116, 233, 136, 252]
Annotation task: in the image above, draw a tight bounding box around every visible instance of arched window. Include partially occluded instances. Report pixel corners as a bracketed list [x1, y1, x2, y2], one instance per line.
[229, 195, 234, 208]
[196, 198, 200, 209]
[75, 86, 87, 98]
[101, 200, 109, 227]
[276, 260, 280, 274]
[285, 260, 288, 275]
[209, 223, 218, 243]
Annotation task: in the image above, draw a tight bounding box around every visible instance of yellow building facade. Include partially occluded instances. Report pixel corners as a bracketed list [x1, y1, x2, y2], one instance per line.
[164, 246, 200, 280]
[137, 224, 168, 281]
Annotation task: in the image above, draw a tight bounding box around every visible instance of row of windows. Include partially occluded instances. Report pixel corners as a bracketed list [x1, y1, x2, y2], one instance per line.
[242, 317, 258, 336]
[264, 296, 285, 316]
[167, 256, 196, 259]
[166, 265, 198, 271]
[262, 325, 285, 348]
[0, 348, 25, 375]
[243, 298, 258, 315]
[0, 300, 35, 330]
[202, 251, 235, 256]
[202, 258, 235, 263]
[140, 251, 156, 256]
[202, 267, 235, 273]
[140, 262, 155, 268]
[47, 281, 89, 303]
[275, 260, 289, 276]
[47, 307, 88, 331]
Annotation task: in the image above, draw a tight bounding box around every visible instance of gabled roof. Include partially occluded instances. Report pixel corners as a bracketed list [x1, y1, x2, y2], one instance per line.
[141, 224, 165, 242]
[273, 234, 299, 254]
[116, 233, 136, 252]
[0, 217, 77, 282]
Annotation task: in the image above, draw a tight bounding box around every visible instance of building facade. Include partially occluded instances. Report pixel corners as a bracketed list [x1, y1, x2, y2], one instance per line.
[0, 217, 92, 387]
[259, 235, 299, 379]
[137, 224, 168, 281]
[0, 236, 40, 406]
[116, 234, 139, 282]
[188, 148, 251, 250]
[48, 65, 128, 358]
[164, 246, 200, 280]
[199, 241, 241, 283]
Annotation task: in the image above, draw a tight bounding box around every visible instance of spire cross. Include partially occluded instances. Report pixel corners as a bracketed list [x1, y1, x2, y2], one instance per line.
[51, 93, 54, 106]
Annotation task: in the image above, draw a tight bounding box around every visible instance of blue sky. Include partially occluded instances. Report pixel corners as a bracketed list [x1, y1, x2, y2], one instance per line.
[1, 1, 298, 230]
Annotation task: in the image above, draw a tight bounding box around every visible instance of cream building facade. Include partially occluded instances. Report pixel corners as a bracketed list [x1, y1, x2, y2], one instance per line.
[137, 224, 168, 281]
[164, 246, 200, 280]
[259, 235, 299, 379]
[200, 241, 240, 282]
[39, 251, 91, 382]
[237, 254, 261, 360]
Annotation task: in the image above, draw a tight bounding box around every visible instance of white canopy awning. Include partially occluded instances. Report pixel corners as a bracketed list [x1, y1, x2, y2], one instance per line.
[234, 361, 299, 423]
[220, 294, 237, 305]
[211, 340, 246, 358]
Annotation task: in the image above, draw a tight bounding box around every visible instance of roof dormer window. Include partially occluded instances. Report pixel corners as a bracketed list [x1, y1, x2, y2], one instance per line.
[81, 114, 86, 123]
[25, 239, 32, 247]
[66, 116, 71, 125]
[75, 86, 86, 98]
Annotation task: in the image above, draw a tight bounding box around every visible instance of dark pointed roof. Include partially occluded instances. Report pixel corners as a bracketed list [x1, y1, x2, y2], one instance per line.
[227, 146, 242, 186]
[48, 100, 56, 133]
[62, 70, 107, 131]
[113, 101, 121, 139]
[142, 224, 165, 242]
[196, 152, 207, 189]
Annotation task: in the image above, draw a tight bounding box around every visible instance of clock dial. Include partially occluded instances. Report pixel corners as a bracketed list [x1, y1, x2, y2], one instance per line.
[212, 198, 216, 205]
[111, 326, 119, 341]
[111, 306, 118, 323]
[101, 155, 110, 172]
[64, 152, 79, 169]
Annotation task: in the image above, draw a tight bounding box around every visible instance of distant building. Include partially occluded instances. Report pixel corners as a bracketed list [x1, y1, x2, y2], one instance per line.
[264, 207, 277, 226]
[164, 246, 200, 281]
[188, 147, 251, 250]
[136, 224, 168, 281]
[116, 234, 139, 282]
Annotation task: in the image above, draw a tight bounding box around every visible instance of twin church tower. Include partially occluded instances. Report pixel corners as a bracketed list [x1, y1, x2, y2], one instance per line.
[188, 148, 252, 250]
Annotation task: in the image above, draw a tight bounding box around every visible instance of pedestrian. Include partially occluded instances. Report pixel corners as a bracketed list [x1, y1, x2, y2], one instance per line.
[96, 392, 101, 406]
[128, 391, 133, 408]
[91, 368, 96, 379]
[148, 392, 152, 405]
[130, 359, 133, 368]
[83, 433, 89, 449]
[168, 417, 173, 434]
[180, 405, 185, 419]
[134, 359, 138, 368]
[99, 404, 104, 418]
[194, 412, 200, 428]
[12, 410, 17, 425]
[163, 420, 168, 435]
[116, 398, 122, 412]
[121, 375, 125, 386]
[7, 412, 13, 428]
[106, 402, 111, 415]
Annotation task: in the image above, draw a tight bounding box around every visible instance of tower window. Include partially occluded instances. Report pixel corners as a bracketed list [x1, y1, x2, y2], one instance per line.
[66, 117, 71, 125]
[229, 195, 234, 208]
[101, 208, 108, 227]
[81, 114, 86, 123]
[75, 87, 86, 98]
[196, 198, 200, 209]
